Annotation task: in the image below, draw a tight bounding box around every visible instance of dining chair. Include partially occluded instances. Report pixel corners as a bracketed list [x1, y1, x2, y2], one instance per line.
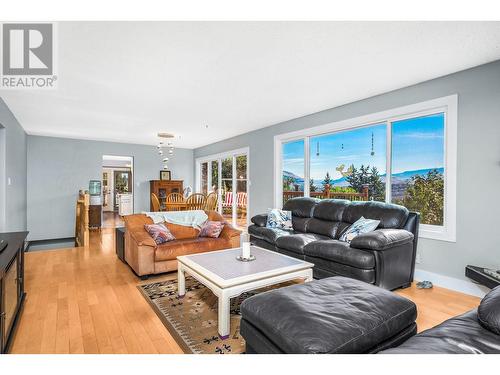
[151, 193, 162, 212]
[204, 192, 218, 211]
[186, 193, 207, 210]
[236, 192, 248, 217]
[165, 192, 185, 211]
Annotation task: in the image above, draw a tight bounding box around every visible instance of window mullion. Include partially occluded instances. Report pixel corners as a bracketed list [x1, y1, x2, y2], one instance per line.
[207, 162, 212, 193]
[385, 121, 392, 203]
[304, 137, 310, 198]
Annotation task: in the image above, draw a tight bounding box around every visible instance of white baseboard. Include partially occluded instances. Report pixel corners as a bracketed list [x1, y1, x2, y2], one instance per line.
[414, 268, 489, 298]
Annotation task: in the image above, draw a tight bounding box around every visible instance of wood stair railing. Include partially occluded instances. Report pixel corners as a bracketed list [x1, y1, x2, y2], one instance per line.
[75, 191, 90, 247]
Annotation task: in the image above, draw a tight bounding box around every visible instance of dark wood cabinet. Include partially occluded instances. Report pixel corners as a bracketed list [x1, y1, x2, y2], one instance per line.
[89, 205, 102, 229]
[149, 180, 183, 211]
[0, 231, 28, 354]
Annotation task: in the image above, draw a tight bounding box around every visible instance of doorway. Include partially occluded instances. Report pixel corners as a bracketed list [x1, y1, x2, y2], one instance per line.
[196, 148, 249, 230]
[102, 155, 134, 228]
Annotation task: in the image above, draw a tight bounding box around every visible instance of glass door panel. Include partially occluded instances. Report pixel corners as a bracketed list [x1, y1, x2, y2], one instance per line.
[199, 151, 249, 228]
[200, 162, 208, 195]
[221, 157, 233, 223]
[235, 154, 248, 229]
[211, 160, 219, 193]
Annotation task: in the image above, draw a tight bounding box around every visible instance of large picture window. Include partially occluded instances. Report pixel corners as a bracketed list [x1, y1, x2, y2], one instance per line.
[274, 95, 457, 242]
[309, 123, 387, 202]
[282, 139, 305, 203]
[391, 113, 445, 226]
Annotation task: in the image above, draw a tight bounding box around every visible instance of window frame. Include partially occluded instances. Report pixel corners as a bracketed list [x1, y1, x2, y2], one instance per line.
[274, 95, 457, 242]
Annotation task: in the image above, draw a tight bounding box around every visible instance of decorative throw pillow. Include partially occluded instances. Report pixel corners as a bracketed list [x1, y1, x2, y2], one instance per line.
[199, 221, 224, 238]
[339, 216, 380, 243]
[266, 209, 293, 230]
[144, 223, 175, 245]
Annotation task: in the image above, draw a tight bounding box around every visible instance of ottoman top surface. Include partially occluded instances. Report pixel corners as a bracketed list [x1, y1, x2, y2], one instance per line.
[240, 276, 417, 354]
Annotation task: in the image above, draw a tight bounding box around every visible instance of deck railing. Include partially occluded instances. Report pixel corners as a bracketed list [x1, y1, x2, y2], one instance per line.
[283, 186, 369, 204]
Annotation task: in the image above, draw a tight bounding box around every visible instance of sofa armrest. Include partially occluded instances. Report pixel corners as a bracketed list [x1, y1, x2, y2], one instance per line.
[220, 223, 242, 248]
[251, 214, 268, 227]
[220, 223, 242, 240]
[350, 229, 414, 251]
[127, 227, 157, 248]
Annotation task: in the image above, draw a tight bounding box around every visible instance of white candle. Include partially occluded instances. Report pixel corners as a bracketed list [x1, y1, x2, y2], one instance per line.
[242, 242, 251, 259]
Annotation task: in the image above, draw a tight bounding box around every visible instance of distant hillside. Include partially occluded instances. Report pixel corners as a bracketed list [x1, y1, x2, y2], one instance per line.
[284, 167, 444, 190]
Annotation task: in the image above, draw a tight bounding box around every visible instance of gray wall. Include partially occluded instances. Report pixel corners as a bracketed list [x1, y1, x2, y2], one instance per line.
[194, 60, 500, 282]
[0, 98, 27, 232]
[27, 135, 194, 240]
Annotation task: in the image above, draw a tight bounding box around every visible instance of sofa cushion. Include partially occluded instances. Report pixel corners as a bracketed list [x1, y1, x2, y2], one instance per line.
[144, 223, 176, 245]
[275, 233, 329, 255]
[248, 225, 295, 245]
[312, 199, 350, 221]
[155, 237, 230, 262]
[478, 285, 500, 335]
[306, 218, 340, 238]
[292, 216, 310, 233]
[381, 310, 500, 354]
[308, 258, 376, 284]
[339, 216, 380, 243]
[304, 240, 375, 269]
[283, 197, 318, 218]
[266, 209, 293, 229]
[342, 201, 409, 229]
[199, 220, 224, 238]
[240, 277, 417, 354]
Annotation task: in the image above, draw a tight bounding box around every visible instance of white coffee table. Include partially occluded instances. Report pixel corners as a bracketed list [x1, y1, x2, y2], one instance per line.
[177, 246, 314, 339]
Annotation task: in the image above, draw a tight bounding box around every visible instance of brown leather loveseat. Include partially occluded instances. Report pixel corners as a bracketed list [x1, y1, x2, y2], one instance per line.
[123, 210, 241, 277]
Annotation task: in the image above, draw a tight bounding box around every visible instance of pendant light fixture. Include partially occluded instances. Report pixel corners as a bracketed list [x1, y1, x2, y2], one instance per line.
[157, 132, 175, 170]
[370, 132, 375, 156]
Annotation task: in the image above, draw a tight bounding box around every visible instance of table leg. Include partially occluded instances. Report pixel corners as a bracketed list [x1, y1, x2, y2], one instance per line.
[178, 264, 186, 298]
[218, 291, 230, 340]
[304, 269, 313, 282]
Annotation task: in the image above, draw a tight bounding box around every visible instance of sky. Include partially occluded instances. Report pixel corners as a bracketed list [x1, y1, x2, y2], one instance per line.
[283, 113, 444, 181]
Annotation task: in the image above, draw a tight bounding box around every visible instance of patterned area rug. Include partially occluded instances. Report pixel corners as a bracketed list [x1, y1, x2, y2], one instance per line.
[138, 276, 292, 354]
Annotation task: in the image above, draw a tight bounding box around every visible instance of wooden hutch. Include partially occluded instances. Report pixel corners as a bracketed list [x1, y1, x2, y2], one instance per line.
[149, 180, 183, 211]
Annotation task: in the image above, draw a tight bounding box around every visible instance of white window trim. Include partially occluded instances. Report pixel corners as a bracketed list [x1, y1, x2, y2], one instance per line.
[274, 95, 457, 242]
[195, 147, 250, 228]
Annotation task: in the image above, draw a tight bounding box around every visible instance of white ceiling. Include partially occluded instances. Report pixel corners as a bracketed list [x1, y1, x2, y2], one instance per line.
[2, 21, 500, 149]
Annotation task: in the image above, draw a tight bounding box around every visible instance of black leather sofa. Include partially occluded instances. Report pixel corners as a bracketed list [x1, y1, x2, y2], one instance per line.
[249, 198, 419, 290]
[381, 285, 500, 354]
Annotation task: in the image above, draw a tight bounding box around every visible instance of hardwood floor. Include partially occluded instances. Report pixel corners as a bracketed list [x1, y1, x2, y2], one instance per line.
[11, 229, 183, 354]
[102, 211, 124, 229]
[11, 228, 480, 354]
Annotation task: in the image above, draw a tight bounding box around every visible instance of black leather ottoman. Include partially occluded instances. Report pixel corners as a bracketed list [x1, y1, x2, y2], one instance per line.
[240, 277, 417, 354]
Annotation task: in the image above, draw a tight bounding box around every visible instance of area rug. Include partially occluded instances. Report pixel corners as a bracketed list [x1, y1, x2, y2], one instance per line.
[138, 276, 292, 354]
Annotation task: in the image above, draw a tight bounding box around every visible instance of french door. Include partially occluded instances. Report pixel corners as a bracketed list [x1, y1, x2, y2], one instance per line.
[197, 148, 249, 229]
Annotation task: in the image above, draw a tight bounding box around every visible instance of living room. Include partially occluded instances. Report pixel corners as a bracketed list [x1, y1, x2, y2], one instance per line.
[1, 1, 500, 373]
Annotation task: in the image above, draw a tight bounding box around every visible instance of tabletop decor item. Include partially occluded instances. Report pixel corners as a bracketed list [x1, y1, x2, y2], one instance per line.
[236, 254, 256, 262]
[160, 170, 171, 180]
[242, 241, 251, 259]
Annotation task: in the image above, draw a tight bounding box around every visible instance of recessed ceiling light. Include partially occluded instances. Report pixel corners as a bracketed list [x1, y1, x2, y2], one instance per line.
[158, 132, 174, 139]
